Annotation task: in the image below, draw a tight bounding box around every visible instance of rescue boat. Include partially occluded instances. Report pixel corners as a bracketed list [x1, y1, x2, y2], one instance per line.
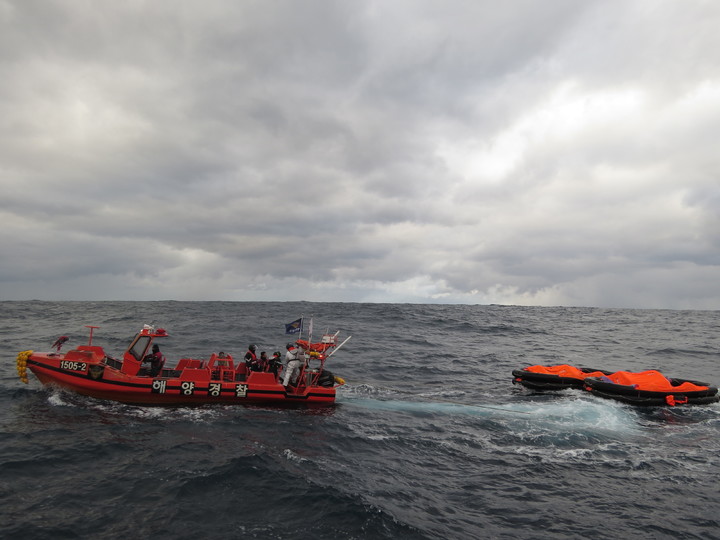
[512, 364, 613, 391]
[583, 370, 719, 407]
[16, 324, 348, 407]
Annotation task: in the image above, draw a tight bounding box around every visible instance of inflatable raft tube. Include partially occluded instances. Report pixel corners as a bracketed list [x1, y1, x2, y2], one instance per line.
[512, 364, 613, 391]
[583, 371, 719, 407]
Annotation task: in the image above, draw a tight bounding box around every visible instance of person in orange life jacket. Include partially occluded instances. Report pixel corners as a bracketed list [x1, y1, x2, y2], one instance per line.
[244, 344, 259, 371]
[143, 344, 165, 377]
[282, 343, 304, 387]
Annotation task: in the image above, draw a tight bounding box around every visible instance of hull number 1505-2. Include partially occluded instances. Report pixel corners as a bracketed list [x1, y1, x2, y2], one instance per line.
[60, 361, 88, 372]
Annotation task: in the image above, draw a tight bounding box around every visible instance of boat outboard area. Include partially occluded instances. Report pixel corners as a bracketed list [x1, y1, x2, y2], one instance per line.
[513, 364, 719, 407]
[17, 323, 349, 407]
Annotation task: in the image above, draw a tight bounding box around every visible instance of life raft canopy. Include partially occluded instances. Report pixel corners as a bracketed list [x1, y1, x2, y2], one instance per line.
[598, 370, 710, 392]
[511, 364, 614, 391]
[524, 364, 609, 380]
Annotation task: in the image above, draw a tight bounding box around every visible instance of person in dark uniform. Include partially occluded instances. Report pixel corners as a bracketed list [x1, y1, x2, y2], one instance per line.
[268, 352, 282, 378]
[258, 351, 269, 372]
[143, 344, 165, 377]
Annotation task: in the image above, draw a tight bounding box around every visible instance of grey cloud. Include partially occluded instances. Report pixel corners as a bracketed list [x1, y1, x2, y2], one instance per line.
[2, 1, 720, 308]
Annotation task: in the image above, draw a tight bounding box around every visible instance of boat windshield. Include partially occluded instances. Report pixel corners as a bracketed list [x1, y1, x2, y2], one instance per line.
[128, 335, 151, 362]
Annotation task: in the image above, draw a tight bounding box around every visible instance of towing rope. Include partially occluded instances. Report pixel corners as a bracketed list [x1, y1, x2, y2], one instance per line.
[409, 395, 532, 415]
[16, 350, 33, 384]
[343, 382, 531, 415]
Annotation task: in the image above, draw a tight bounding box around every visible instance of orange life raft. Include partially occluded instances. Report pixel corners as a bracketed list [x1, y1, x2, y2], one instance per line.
[512, 364, 719, 406]
[512, 364, 613, 391]
[583, 370, 719, 406]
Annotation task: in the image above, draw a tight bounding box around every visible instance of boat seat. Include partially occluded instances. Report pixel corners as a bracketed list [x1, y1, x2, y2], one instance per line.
[208, 353, 235, 381]
[176, 358, 204, 370]
[210, 368, 236, 381]
[235, 363, 248, 382]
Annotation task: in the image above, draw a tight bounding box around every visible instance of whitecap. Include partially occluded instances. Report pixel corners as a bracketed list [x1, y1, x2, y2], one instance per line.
[46, 388, 70, 407]
[283, 448, 308, 463]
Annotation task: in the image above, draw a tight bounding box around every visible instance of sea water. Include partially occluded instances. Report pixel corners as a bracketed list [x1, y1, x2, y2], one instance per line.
[1, 301, 718, 539]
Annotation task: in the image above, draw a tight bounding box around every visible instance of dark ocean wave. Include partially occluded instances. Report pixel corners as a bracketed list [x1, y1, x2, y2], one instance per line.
[646, 347, 720, 358]
[2, 302, 720, 539]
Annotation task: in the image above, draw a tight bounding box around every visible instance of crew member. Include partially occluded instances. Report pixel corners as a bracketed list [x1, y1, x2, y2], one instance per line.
[244, 344, 259, 370]
[282, 343, 304, 387]
[257, 351, 269, 372]
[143, 344, 165, 377]
[268, 351, 282, 378]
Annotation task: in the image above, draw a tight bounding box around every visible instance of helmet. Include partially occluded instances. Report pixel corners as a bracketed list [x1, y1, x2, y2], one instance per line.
[273, 351, 281, 357]
[249, 344, 257, 351]
[286, 343, 295, 349]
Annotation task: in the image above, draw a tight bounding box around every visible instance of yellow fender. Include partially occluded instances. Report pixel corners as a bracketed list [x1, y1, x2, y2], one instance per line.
[16, 350, 33, 384]
[334, 375, 346, 386]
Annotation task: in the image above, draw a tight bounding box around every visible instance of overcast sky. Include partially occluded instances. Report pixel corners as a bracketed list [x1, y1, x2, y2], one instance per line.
[1, 1, 719, 309]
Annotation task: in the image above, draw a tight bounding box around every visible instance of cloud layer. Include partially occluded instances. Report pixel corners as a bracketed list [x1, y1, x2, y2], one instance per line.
[2, 1, 719, 308]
